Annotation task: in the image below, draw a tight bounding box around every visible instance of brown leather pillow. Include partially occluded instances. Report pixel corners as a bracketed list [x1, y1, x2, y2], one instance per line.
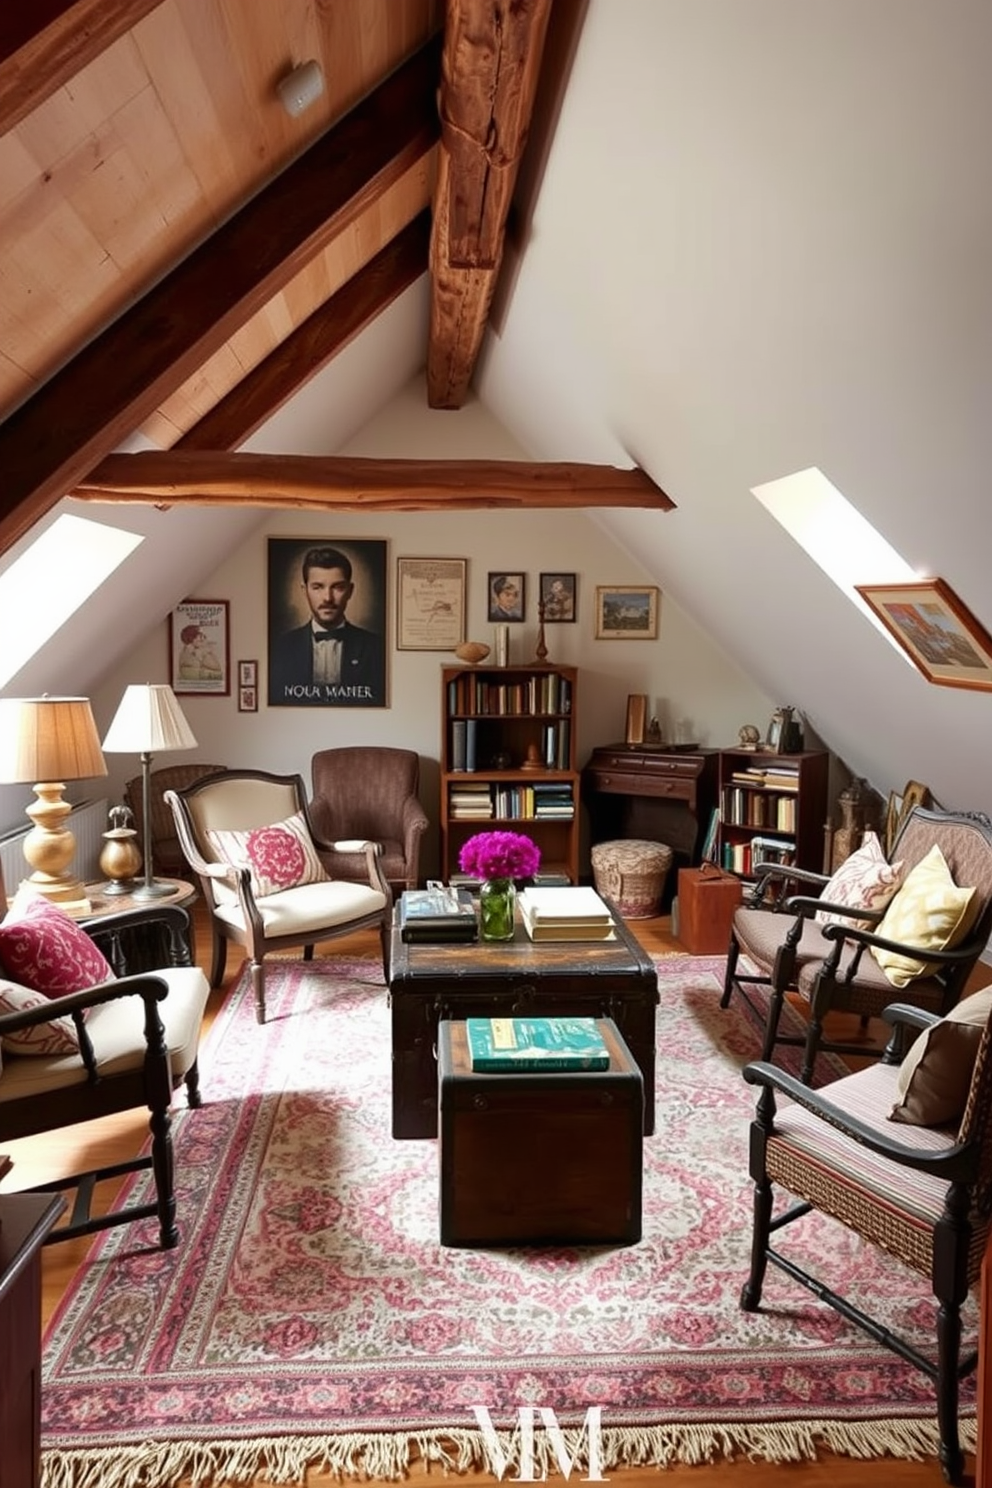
[889, 986, 992, 1127]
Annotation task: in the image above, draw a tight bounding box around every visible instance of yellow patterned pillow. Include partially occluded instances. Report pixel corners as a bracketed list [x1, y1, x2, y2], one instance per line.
[871, 844, 978, 987]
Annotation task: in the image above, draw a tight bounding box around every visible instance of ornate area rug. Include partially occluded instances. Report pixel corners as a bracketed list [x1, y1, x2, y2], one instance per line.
[40, 953, 977, 1487]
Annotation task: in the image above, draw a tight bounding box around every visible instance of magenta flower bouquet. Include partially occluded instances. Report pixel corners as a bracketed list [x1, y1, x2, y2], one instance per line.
[458, 830, 541, 882]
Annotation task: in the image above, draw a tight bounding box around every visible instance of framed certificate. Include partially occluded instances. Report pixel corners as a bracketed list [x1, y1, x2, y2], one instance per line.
[396, 557, 466, 651]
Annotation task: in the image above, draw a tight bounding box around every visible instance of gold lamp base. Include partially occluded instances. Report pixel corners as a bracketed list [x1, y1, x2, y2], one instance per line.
[16, 781, 93, 914]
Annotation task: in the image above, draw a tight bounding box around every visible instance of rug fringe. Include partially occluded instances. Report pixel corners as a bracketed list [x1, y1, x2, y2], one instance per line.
[41, 1417, 978, 1488]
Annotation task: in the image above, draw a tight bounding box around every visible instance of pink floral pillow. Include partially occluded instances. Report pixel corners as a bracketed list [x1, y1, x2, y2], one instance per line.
[207, 812, 329, 898]
[0, 897, 114, 996]
[0, 978, 81, 1056]
[815, 831, 903, 928]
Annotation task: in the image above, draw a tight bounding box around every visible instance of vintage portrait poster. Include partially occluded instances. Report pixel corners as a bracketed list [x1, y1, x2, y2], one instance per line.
[396, 557, 466, 650]
[169, 600, 229, 695]
[267, 538, 387, 708]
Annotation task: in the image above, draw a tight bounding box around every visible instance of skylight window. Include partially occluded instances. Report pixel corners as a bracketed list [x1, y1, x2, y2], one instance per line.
[751, 467, 918, 650]
[0, 514, 143, 688]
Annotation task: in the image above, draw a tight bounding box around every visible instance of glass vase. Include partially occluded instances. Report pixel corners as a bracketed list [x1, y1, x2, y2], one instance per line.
[479, 877, 516, 941]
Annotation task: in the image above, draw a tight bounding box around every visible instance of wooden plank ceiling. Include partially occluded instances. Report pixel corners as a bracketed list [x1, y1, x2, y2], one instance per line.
[0, 0, 669, 558]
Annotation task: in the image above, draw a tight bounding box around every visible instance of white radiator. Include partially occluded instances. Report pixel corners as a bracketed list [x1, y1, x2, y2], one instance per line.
[0, 796, 108, 893]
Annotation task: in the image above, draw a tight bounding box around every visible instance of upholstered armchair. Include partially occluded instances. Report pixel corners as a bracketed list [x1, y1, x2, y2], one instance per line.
[310, 746, 428, 894]
[741, 988, 992, 1484]
[165, 769, 391, 1023]
[722, 806, 992, 1085]
[125, 762, 225, 878]
[0, 892, 209, 1249]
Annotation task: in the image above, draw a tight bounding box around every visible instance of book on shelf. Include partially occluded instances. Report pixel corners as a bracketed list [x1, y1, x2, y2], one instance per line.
[465, 1016, 610, 1073]
[399, 887, 478, 943]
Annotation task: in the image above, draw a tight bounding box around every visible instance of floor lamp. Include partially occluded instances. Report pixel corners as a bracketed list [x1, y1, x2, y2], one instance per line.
[101, 684, 197, 899]
[0, 695, 109, 913]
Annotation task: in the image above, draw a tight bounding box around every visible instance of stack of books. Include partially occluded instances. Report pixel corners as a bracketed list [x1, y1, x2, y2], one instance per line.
[518, 885, 616, 942]
[465, 1016, 610, 1072]
[398, 887, 478, 943]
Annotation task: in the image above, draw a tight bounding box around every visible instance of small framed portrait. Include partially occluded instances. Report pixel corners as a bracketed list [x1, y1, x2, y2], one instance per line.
[237, 660, 258, 712]
[539, 572, 576, 622]
[169, 600, 230, 695]
[488, 571, 525, 623]
[855, 578, 992, 692]
[594, 585, 659, 640]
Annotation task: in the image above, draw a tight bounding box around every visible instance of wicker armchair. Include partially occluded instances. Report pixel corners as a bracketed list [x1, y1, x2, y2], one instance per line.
[742, 991, 992, 1483]
[722, 806, 992, 1084]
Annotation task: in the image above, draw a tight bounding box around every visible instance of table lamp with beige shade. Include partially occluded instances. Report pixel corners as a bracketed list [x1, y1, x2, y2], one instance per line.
[0, 695, 108, 913]
[101, 683, 197, 899]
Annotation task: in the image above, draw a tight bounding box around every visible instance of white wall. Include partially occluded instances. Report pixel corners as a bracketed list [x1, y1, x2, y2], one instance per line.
[84, 380, 771, 878]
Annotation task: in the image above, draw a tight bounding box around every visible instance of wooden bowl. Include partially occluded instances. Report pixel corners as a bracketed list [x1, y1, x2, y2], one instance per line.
[454, 641, 490, 664]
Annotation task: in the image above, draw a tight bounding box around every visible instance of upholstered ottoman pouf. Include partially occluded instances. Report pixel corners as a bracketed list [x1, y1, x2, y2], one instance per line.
[591, 839, 673, 919]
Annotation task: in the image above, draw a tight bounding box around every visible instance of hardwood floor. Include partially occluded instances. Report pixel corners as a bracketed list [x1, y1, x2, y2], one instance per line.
[4, 904, 983, 1487]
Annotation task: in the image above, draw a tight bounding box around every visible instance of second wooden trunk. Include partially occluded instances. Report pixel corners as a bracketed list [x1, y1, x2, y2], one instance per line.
[437, 1018, 643, 1247]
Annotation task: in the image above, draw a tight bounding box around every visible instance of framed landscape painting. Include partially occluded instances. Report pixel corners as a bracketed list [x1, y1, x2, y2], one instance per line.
[594, 585, 659, 640]
[855, 578, 992, 691]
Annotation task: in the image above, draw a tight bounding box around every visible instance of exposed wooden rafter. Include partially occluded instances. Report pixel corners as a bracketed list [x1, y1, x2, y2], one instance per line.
[0, 36, 441, 556]
[0, 0, 165, 136]
[72, 452, 674, 512]
[427, 0, 554, 408]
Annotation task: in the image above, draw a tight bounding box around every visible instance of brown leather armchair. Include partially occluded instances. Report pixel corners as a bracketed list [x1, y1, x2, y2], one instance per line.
[310, 747, 428, 895]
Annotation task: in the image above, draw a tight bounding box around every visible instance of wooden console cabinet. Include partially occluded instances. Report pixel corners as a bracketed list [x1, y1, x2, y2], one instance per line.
[582, 746, 719, 889]
[0, 1192, 65, 1488]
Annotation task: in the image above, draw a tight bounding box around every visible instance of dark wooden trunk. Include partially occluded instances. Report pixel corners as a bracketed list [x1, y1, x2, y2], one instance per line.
[438, 1019, 643, 1247]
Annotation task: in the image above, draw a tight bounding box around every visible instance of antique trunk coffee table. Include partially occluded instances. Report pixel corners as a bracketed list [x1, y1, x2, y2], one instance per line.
[388, 909, 659, 1139]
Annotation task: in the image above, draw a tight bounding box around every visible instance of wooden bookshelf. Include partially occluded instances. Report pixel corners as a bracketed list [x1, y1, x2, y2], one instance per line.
[715, 748, 828, 878]
[440, 664, 580, 884]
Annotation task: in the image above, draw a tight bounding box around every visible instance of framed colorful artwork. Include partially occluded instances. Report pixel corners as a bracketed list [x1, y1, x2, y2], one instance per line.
[594, 585, 659, 640]
[855, 579, 992, 691]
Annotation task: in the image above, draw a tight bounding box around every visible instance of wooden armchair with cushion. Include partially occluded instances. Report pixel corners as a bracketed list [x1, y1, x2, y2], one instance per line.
[742, 985, 992, 1483]
[165, 769, 391, 1024]
[310, 746, 428, 894]
[0, 875, 209, 1250]
[722, 806, 992, 1085]
[125, 762, 225, 878]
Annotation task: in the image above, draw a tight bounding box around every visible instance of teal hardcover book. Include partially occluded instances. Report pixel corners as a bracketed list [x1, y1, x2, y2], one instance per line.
[465, 1016, 610, 1073]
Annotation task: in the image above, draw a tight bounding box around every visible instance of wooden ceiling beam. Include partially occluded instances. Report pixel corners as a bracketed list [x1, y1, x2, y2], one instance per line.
[0, 35, 442, 558]
[0, 0, 165, 135]
[72, 452, 674, 512]
[427, 0, 554, 409]
[176, 212, 432, 453]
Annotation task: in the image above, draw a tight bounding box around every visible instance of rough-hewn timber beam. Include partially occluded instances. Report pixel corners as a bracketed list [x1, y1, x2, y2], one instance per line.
[0, 35, 442, 559]
[427, 0, 553, 409]
[0, 0, 164, 136]
[176, 213, 432, 453]
[73, 452, 674, 512]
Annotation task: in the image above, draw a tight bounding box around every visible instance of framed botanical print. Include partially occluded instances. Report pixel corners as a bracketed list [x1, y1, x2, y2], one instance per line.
[396, 557, 466, 650]
[169, 600, 230, 695]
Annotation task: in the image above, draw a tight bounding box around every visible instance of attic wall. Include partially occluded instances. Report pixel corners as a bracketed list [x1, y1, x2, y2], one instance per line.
[73, 388, 772, 881]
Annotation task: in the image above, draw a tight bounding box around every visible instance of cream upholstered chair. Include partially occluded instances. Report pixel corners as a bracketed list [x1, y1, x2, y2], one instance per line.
[0, 890, 209, 1250]
[165, 769, 391, 1023]
[310, 746, 428, 895]
[742, 989, 992, 1485]
[722, 806, 992, 1085]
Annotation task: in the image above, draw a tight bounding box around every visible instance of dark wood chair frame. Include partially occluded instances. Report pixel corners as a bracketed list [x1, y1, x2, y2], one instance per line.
[0, 903, 202, 1249]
